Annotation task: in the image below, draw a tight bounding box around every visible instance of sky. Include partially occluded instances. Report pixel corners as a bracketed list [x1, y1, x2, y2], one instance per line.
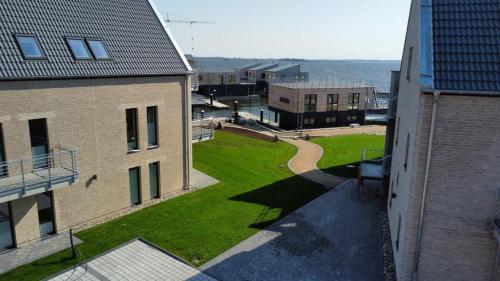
[153, 0, 412, 60]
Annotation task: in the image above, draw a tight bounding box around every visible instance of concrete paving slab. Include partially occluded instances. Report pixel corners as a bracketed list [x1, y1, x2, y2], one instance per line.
[192, 169, 220, 189]
[48, 239, 218, 281]
[0, 231, 82, 274]
[201, 180, 383, 281]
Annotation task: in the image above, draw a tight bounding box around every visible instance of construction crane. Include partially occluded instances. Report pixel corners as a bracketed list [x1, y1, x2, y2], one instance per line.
[165, 13, 216, 53]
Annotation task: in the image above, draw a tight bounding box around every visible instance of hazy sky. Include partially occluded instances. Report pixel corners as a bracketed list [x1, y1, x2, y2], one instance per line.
[153, 0, 411, 60]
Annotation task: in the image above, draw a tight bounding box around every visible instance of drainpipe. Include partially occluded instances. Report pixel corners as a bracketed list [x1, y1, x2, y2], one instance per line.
[183, 75, 192, 190]
[412, 90, 440, 281]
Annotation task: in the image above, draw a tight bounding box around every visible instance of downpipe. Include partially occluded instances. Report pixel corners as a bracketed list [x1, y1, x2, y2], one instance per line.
[183, 75, 192, 190]
[412, 90, 440, 281]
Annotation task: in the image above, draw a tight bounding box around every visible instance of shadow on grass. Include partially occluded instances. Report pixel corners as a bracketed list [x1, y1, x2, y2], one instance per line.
[230, 175, 327, 230]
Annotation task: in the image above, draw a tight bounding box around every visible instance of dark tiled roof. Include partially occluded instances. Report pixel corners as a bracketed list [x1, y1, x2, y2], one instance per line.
[0, 0, 189, 80]
[432, 0, 500, 92]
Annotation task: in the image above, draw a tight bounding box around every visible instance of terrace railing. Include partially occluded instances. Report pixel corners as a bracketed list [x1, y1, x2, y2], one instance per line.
[0, 145, 79, 203]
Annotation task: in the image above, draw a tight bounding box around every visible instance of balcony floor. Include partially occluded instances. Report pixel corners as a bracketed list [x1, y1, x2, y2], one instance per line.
[360, 163, 384, 180]
[0, 167, 76, 204]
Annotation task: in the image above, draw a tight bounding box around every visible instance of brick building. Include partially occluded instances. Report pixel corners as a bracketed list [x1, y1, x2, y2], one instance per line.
[0, 0, 192, 251]
[384, 0, 500, 280]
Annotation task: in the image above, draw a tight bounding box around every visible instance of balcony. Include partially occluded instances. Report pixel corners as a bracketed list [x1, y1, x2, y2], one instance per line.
[0, 146, 79, 204]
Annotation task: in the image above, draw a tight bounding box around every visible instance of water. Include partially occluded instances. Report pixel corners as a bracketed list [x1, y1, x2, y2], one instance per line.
[195, 57, 400, 93]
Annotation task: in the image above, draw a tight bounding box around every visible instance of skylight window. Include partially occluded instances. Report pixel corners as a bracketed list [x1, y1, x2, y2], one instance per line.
[15, 35, 45, 60]
[87, 39, 110, 60]
[66, 38, 92, 60]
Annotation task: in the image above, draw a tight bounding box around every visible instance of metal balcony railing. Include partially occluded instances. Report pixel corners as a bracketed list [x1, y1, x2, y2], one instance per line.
[0, 145, 79, 202]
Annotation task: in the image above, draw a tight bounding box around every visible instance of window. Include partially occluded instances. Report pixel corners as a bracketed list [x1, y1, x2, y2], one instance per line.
[303, 118, 315, 125]
[404, 134, 410, 171]
[389, 180, 394, 208]
[396, 214, 402, 251]
[406, 47, 414, 80]
[15, 35, 45, 59]
[0, 125, 6, 178]
[280, 97, 290, 104]
[37, 192, 55, 237]
[304, 94, 317, 112]
[66, 38, 92, 60]
[126, 109, 139, 151]
[327, 94, 339, 111]
[0, 203, 14, 251]
[395, 117, 401, 146]
[129, 167, 141, 205]
[346, 115, 358, 123]
[228, 75, 236, 84]
[348, 93, 360, 110]
[86, 39, 110, 60]
[149, 162, 160, 199]
[325, 116, 336, 125]
[147, 107, 158, 147]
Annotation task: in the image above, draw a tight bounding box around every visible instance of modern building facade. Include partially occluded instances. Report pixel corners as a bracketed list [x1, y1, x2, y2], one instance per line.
[268, 84, 378, 130]
[0, 0, 192, 251]
[385, 0, 500, 280]
[265, 64, 309, 84]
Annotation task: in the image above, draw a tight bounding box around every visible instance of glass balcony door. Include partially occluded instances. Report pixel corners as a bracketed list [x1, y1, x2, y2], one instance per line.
[37, 192, 55, 238]
[29, 119, 49, 170]
[149, 162, 159, 199]
[0, 203, 14, 251]
[129, 167, 141, 205]
[0, 125, 7, 178]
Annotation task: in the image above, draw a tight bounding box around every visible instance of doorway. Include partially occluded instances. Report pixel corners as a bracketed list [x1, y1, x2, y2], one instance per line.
[0, 203, 14, 251]
[29, 119, 49, 170]
[37, 192, 56, 238]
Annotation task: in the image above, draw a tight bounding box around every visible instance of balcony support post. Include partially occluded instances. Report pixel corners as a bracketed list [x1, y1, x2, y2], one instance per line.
[47, 155, 52, 188]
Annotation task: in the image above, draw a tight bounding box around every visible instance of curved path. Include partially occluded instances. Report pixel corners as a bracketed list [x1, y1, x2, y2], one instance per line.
[283, 138, 346, 188]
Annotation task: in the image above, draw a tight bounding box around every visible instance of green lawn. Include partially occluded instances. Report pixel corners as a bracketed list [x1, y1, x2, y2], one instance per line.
[311, 134, 386, 178]
[0, 131, 325, 281]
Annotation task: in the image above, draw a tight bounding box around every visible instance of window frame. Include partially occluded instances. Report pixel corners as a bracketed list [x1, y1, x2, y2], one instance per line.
[304, 94, 317, 113]
[327, 94, 339, 112]
[149, 162, 160, 199]
[14, 34, 47, 60]
[348, 93, 360, 110]
[65, 37, 93, 60]
[86, 38, 111, 60]
[126, 108, 139, 152]
[129, 167, 142, 206]
[147, 106, 159, 148]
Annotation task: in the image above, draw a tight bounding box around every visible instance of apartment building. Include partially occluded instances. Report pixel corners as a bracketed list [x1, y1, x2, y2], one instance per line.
[0, 0, 192, 251]
[268, 84, 377, 130]
[385, 0, 500, 280]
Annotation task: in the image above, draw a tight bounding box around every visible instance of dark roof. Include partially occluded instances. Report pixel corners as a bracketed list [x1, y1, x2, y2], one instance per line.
[432, 0, 500, 92]
[0, 0, 190, 80]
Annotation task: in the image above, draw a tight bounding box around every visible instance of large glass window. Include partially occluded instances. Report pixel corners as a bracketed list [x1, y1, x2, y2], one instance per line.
[0, 203, 14, 251]
[304, 94, 317, 113]
[149, 162, 160, 199]
[37, 192, 55, 238]
[15, 35, 45, 59]
[66, 38, 92, 60]
[129, 167, 141, 205]
[126, 109, 139, 151]
[86, 39, 110, 60]
[0, 125, 7, 177]
[327, 94, 339, 111]
[147, 107, 158, 147]
[348, 93, 360, 110]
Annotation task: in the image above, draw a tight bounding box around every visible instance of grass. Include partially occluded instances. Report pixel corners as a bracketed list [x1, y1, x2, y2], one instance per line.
[0, 131, 325, 281]
[311, 134, 386, 178]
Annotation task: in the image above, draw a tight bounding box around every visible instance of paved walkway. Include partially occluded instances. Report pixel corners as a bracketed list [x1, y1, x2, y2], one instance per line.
[201, 180, 383, 281]
[192, 168, 220, 190]
[0, 231, 82, 274]
[284, 138, 345, 188]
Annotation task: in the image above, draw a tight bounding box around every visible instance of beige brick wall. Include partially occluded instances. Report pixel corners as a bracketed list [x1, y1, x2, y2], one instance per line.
[268, 85, 375, 113]
[415, 95, 500, 280]
[0, 75, 191, 245]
